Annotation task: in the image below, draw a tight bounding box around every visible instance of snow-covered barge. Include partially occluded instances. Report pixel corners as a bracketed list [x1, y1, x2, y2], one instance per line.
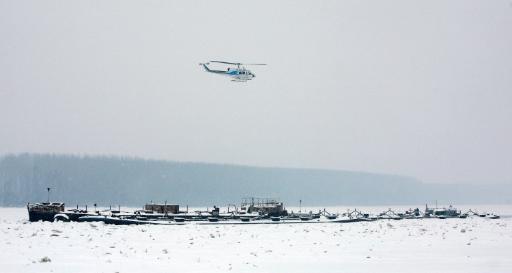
[27, 200, 501, 225]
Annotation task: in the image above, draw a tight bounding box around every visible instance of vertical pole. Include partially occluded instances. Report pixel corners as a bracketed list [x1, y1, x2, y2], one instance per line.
[299, 200, 302, 213]
[47, 187, 51, 203]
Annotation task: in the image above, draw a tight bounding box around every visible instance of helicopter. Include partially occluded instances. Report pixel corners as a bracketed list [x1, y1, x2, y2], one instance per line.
[199, 61, 266, 82]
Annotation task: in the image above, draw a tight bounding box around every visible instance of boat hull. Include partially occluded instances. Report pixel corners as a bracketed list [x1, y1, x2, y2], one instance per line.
[28, 211, 59, 222]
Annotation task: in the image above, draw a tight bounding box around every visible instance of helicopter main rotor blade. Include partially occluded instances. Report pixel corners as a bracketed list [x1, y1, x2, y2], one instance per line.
[210, 61, 241, 65]
[210, 61, 267, 66]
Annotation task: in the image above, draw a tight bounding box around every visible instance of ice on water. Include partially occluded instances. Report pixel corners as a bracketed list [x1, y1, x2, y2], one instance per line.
[1, 207, 512, 273]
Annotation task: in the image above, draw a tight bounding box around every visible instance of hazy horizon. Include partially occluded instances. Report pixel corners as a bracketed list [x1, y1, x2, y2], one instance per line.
[1, 1, 511, 185]
[0, 152, 510, 186]
[2, 153, 511, 206]
[3, 150, 512, 185]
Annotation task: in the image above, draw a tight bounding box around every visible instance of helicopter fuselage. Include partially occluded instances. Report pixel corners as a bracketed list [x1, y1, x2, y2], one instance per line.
[201, 63, 255, 82]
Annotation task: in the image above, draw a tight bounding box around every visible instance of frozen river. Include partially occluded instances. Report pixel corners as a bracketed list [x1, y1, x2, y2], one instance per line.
[1, 206, 511, 273]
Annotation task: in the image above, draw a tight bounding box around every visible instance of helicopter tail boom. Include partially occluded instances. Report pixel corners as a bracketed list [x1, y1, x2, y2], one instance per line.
[199, 63, 226, 74]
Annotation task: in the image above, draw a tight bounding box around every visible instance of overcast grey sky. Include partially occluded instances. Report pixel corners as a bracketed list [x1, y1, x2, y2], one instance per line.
[1, 0, 511, 184]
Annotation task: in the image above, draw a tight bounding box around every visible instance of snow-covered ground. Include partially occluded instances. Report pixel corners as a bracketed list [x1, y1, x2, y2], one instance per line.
[1, 206, 511, 273]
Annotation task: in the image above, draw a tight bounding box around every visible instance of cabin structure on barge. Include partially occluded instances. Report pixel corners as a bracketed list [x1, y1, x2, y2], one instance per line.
[240, 197, 287, 217]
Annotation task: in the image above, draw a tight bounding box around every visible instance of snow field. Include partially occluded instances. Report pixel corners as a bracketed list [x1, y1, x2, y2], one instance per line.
[1, 208, 511, 273]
